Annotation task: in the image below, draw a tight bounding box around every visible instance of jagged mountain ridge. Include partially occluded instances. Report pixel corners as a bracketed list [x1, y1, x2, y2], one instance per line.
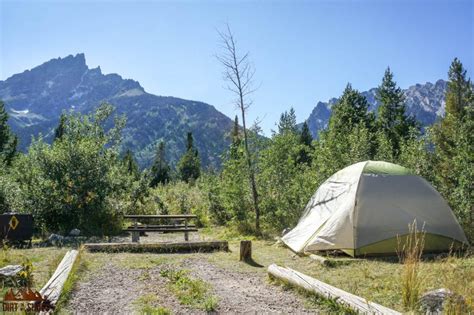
[0, 54, 234, 167]
[306, 79, 448, 137]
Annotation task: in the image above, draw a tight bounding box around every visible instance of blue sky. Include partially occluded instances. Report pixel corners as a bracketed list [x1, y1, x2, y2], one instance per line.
[1, 0, 473, 135]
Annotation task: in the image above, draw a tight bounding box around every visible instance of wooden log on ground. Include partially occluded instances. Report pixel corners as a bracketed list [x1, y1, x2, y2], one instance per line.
[240, 240, 252, 261]
[40, 250, 79, 306]
[268, 264, 400, 315]
[0, 265, 23, 277]
[83, 240, 229, 253]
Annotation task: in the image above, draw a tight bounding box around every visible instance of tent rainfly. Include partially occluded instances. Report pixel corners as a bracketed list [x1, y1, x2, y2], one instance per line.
[282, 161, 468, 257]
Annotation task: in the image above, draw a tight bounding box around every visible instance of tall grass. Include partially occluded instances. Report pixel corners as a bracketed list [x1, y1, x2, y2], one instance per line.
[438, 249, 473, 314]
[397, 220, 425, 311]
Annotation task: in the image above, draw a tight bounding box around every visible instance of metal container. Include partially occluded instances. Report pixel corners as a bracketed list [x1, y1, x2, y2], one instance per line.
[0, 213, 34, 242]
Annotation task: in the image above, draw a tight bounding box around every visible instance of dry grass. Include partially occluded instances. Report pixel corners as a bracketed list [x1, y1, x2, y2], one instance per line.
[3, 229, 471, 313]
[201, 227, 473, 312]
[397, 222, 425, 311]
[0, 246, 67, 297]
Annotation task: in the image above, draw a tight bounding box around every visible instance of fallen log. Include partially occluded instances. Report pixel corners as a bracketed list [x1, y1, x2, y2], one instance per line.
[268, 264, 400, 315]
[0, 265, 23, 277]
[84, 240, 229, 253]
[40, 250, 79, 306]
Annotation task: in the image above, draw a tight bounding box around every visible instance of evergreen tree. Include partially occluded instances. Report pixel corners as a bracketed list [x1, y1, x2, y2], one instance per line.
[0, 100, 17, 166]
[299, 121, 312, 147]
[376, 67, 417, 158]
[297, 121, 313, 165]
[54, 114, 67, 141]
[230, 115, 242, 159]
[177, 132, 201, 182]
[122, 149, 139, 180]
[312, 84, 375, 180]
[432, 58, 474, 240]
[277, 107, 298, 134]
[150, 141, 171, 187]
[329, 84, 373, 133]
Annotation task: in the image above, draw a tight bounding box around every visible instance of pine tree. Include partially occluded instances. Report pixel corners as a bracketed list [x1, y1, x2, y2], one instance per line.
[297, 121, 313, 165]
[150, 142, 171, 187]
[376, 67, 417, 158]
[299, 121, 312, 147]
[432, 58, 473, 239]
[230, 115, 242, 159]
[54, 114, 67, 140]
[177, 132, 201, 183]
[0, 100, 17, 166]
[312, 84, 375, 179]
[277, 107, 298, 134]
[122, 149, 139, 180]
[329, 84, 372, 133]
[433, 58, 473, 190]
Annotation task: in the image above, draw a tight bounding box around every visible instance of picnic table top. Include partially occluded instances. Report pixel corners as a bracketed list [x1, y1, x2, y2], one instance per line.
[124, 214, 197, 219]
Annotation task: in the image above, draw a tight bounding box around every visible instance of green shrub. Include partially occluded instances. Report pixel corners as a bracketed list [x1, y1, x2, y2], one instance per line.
[13, 104, 132, 236]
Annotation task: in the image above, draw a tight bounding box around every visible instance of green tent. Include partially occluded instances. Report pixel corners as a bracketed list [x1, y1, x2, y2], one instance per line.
[282, 161, 468, 257]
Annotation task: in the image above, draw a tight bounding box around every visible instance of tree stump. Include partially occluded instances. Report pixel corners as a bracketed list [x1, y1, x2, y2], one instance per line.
[240, 240, 252, 261]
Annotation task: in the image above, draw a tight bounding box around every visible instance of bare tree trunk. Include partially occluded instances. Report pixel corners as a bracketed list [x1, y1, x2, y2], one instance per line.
[217, 25, 261, 234]
[239, 93, 260, 234]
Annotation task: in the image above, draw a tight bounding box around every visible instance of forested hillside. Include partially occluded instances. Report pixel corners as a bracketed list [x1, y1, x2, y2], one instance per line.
[0, 54, 234, 167]
[1, 57, 472, 242]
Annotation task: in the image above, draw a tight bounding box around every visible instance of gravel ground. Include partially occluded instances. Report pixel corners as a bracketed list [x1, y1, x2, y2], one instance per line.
[66, 248, 317, 314]
[181, 258, 316, 314]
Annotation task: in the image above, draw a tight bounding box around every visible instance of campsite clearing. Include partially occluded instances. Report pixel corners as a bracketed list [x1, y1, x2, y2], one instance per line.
[2, 230, 473, 313]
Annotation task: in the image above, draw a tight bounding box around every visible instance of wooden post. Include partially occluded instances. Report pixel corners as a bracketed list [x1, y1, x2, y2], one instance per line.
[184, 219, 189, 241]
[240, 240, 252, 261]
[132, 218, 139, 243]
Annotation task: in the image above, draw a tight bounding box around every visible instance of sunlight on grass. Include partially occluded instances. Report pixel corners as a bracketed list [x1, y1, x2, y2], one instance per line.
[0, 246, 67, 297]
[202, 227, 473, 312]
[159, 268, 218, 311]
[133, 294, 171, 315]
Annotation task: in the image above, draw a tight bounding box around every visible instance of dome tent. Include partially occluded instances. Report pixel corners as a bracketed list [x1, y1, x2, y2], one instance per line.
[282, 161, 468, 257]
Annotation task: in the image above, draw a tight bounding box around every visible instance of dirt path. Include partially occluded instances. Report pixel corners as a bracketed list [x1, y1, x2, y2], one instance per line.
[181, 258, 315, 314]
[67, 255, 317, 314]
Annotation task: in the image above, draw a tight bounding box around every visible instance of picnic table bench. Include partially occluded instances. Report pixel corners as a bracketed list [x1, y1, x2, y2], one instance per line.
[124, 214, 198, 242]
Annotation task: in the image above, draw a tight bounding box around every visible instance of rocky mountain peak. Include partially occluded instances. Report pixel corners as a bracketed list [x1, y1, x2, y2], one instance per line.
[0, 54, 234, 167]
[305, 80, 448, 137]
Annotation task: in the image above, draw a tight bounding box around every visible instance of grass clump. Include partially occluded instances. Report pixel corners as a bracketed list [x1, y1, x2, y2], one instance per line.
[133, 294, 171, 315]
[397, 221, 425, 312]
[160, 268, 218, 311]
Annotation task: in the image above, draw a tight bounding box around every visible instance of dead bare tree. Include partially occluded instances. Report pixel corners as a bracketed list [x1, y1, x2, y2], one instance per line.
[216, 24, 261, 234]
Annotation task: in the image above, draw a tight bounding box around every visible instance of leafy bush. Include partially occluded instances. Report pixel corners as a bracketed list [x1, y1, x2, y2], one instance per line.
[152, 180, 210, 227]
[13, 104, 132, 235]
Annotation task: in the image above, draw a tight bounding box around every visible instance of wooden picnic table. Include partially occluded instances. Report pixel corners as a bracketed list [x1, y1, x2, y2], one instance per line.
[124, 214, 198, 242]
